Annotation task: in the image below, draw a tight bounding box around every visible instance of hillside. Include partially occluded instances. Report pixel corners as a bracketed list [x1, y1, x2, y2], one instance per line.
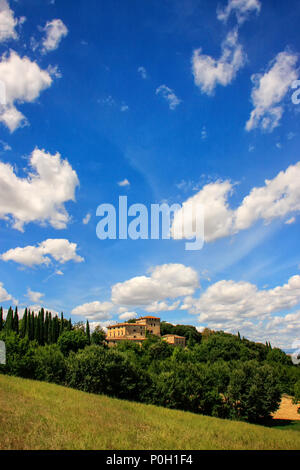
[0, 374, 300, 450]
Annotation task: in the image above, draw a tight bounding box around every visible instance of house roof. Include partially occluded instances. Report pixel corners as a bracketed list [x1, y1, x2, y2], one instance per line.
[107, 322, 146, 329]
[138, 316, 160, 320]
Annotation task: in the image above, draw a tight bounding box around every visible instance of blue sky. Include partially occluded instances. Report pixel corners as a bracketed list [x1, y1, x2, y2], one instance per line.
[0, 0, 300, 349]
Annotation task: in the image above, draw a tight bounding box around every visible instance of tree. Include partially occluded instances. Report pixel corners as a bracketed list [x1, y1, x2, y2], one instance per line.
[34, 344, 66, 384]
[86, 320, 91, 345]
[57, 329, 88, 355]
[13, 307, 19, 334]
[226, 361, 281, 422]
[5, 307, 14, 332]
[293, 380, 300, 414]
[60, 312, 64, 336]
[20, 308, 27, 338]
[0, 307, 3, 331]
[91, 325, 107, 346]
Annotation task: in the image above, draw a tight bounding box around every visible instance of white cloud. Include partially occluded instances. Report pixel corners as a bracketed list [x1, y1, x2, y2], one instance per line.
[285, 217, 296, 225]
[26, 288, 44, 303]
[120, 104, 129, 112]
[71, 301, 113, 320]
[192, 29, 246, 95]
[118, 178, 130, 187]
[41, 19, 68, 53]
[82, 212, 91, 225]
[111, 264, 199, 306]
[0, 281, 12, 302]
[89, 320, 113, 333]
[172, 180, 234, 243]
[0, 0, 19, 42]
[138, 66, 147, 79]
[145, 300, 181, 313]
[0, 51, 53, 132]
[0, 148, 79, 230]
[186, 275, 300, 323]
[217, 0, 261, 25]
[171, 161, 300, 243]
[234, 161, 300, 230]
[119, 311, 138, 321]
[156, 84, 181, 110]
[1, 239, 84, 267]
[246, 51, 299, 132]
[28, 304, 58, 315]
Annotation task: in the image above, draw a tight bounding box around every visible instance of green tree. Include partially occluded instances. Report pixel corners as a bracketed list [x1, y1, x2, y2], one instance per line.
[5, 307, 14, 332]
[91, 325, 107, 346]
[0, 307, 3, 331]
[86, 320, 91, 345]
[57, 329, 89, 355]
[20, 308, 27, 338]
[226, 361, 281, 422]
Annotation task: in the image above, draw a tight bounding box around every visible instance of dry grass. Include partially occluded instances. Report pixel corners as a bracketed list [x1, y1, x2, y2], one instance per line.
[0, 374, 300, 450]
[272, 395, 300, 421]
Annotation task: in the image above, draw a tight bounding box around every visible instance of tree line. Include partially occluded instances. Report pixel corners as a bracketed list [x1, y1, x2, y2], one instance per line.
[0, 308, 300, 424]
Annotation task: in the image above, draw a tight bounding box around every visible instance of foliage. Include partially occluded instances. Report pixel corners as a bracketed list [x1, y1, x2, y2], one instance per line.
[57, 329, 88, 355]
[0, 306, 299, 424]
[33, 344, 66, 384]
[225, 361, 281, 422]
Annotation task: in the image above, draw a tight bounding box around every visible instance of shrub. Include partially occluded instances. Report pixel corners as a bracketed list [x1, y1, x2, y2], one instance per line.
[57, 330, 88, 355]
[33, 344, 66, 384]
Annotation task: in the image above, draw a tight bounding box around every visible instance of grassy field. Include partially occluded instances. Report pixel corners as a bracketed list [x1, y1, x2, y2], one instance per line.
[0, 374, 300, 450]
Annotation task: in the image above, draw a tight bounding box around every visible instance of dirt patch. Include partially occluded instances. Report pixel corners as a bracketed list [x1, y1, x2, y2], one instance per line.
[272, 396, 300, 421]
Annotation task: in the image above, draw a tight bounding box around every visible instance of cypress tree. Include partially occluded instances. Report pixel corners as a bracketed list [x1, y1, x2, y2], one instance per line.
[0, 307, 3, 331]
[60, 312, 64, 336]
[30, 311, 35, 341]
[20, 308, 27, 338]
[40, 308, 45, 345]
[48, 312, 52, 343]
[13, 307, 19, 334]
[86, 320, 90, 345]
[68, 318, 72, 331]
[5, 307, 14, 332]
[44, 311, 49, 344]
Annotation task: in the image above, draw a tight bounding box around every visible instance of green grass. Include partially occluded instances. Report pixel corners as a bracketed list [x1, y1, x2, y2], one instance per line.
[1, 374, 300, 450]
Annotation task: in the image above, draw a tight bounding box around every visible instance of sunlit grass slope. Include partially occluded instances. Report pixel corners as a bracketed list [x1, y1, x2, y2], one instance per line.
[0, 374, 299, 450]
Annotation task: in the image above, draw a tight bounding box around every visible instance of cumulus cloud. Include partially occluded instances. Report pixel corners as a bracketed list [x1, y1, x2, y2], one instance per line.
[118, 178, 130, 187]
[26, 288, 44, 303]
[145, 300, 181, 313]
[156, 84, 181, 110]
[234, 161, 300, 230]
[192, 29, 246, 95]
[0, 148, 79, 230]
[171, 161, 300, 243]
[0, 281, 12, 302]
[41, 19, 68, 53]
[185, 275, 300, 323]
[71, 301, 113, 320]
[111, 264, 199, 306]
[246, 51, 299, 132]
[217, 0, 261, 25]
[1, 239, 84, 267]
[0, 0, 20, 42]
[119, 311, 138, 321]
[0, 51, 53, 132]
